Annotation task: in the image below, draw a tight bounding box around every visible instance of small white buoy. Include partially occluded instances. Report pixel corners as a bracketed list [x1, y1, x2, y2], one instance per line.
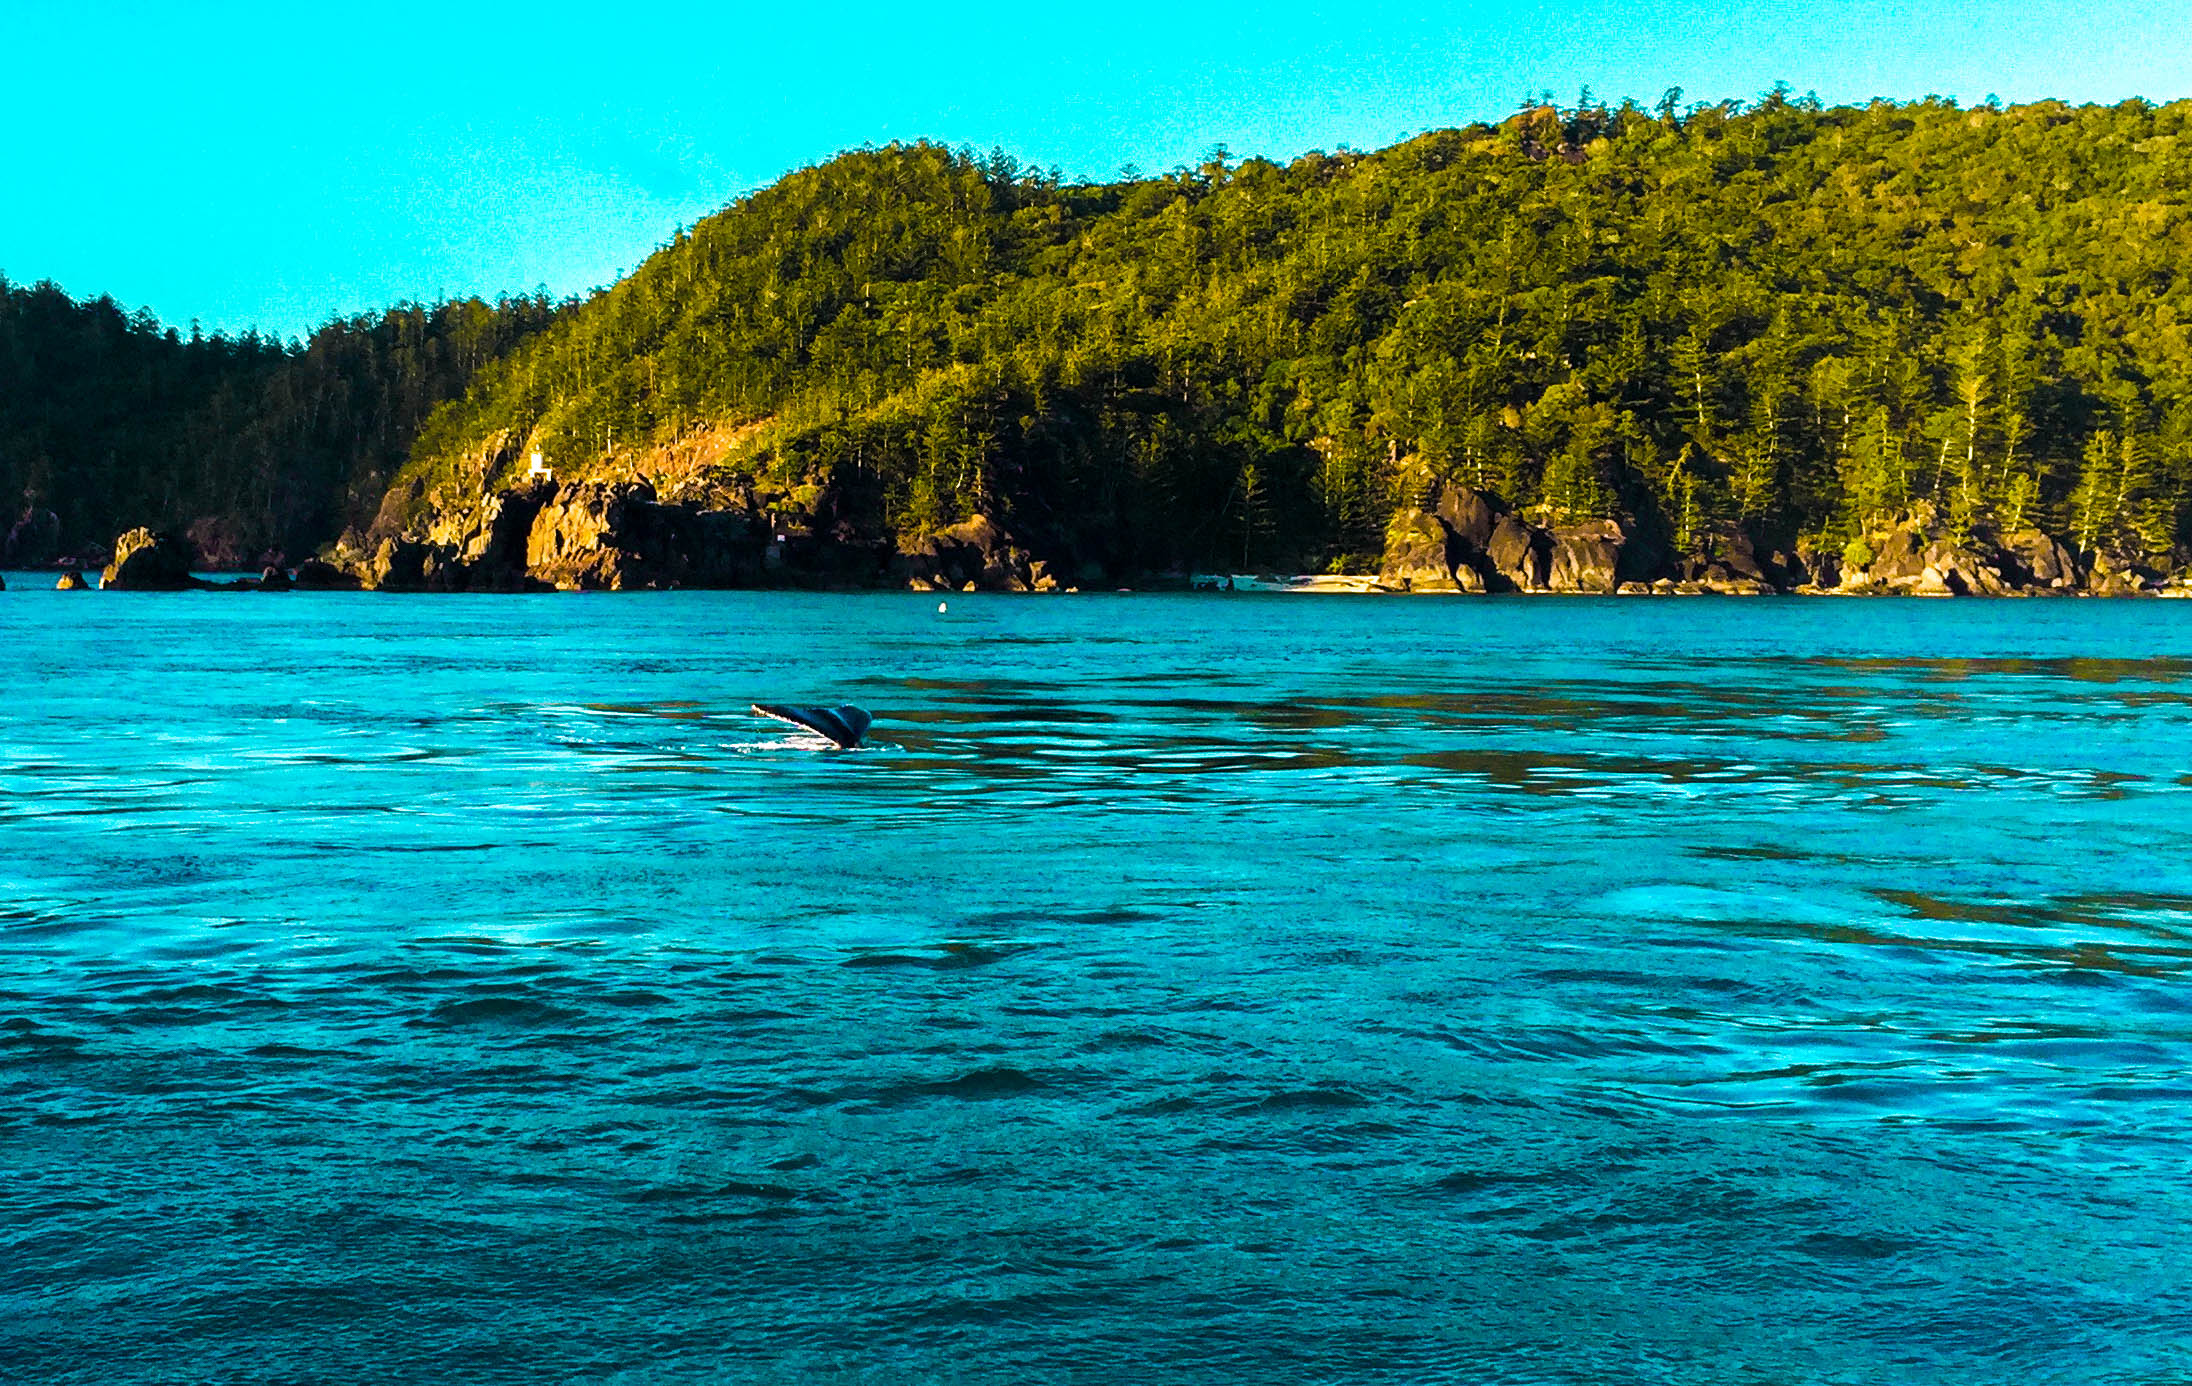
[937, 601, 948, 614]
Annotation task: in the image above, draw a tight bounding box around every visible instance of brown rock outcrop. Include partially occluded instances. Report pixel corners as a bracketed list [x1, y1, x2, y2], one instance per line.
[1718, 532, 1779, 586]
[1434, 485, 1502, 553]
[896, 514, 1040, 592]
[356, 536, 442, 592]
[2002, 530, 2082, 589]
[518, 480, 772, 590]
[1546, 521, 1624, 594]
[292, 557, 361, 591]
[1791, 544, 1841, 590]
[1918, 542, 2015, 596]
[2088, 555, 2155, 596]
[1860, 524, 1927, 587]
[447, 483, 552, 589]
[525, 482, 652, 589]
[1487, 514, 1549, 590]
[1379, 510, 1461, 590]
[100, 529, 200, 590]
[524, 482, 664, 589]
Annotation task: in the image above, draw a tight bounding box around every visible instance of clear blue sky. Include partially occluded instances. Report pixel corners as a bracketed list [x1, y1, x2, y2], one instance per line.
[6, 0, 2189, 339]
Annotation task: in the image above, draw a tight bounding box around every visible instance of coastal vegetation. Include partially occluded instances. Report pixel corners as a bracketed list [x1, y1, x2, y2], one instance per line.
[11, 91, 2192, 589]
[0, 279, 556, 563]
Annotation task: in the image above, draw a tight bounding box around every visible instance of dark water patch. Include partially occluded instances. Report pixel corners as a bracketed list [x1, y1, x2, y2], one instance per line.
[0, 905, 118, 938]
[1055, 906, 1163, 925]
[1084, 1028, 1169, 1051]
[595, 989, 676, 1009]
[1249, 1085, 1372, 1112]
[622, 1179, 800, 1205]
[1241, 702, 1355, 731]
[1127, 1095, 1200, 1115]
[657, 1203, 805, 1226]
[414, 996, 589, 1029]
[111, 1000, 284, 1029]
[1691, 843, 1814, 861]
[1430, 1169, 1555, 1196]
[1526, 967, 1669, 987]
[896, 1067, 1048, 1102]
[0, 1019, 89, 1059]
[893, 675, 1063, 698]
[908, 1285, 1118, 1328]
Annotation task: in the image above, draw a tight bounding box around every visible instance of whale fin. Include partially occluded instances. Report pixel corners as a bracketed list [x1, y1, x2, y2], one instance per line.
[751, 703, 873, 749]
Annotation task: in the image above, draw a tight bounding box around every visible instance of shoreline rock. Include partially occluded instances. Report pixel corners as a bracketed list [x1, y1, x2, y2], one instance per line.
[1367, 485, 2168, 599]
[292, 557, 361, 591]
[100, 529, 201, 591]
[75, 480, 2159, 599]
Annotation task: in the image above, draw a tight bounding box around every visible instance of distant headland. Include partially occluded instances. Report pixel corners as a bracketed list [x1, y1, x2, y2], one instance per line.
[8, 93, 2192, 597]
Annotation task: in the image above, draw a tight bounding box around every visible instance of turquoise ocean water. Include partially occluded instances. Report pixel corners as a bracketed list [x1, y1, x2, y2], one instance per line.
[4, 585, 2191, 1384]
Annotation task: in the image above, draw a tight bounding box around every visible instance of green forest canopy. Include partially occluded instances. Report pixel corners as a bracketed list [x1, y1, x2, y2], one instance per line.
[0, 281, 557, 558]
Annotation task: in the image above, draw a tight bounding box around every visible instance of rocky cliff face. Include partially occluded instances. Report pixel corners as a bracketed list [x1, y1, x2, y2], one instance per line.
[329, 474, 933, 592]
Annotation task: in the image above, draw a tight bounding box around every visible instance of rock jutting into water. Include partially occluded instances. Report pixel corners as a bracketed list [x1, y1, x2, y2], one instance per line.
[99, 528, 201, 591]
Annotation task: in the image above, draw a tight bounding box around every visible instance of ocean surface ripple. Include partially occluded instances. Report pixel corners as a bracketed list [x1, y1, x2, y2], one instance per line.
[4, 589, 2191, 1384]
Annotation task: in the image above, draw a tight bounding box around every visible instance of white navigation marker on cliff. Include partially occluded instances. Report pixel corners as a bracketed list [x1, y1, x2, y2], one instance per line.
[526, 450, 552, 482]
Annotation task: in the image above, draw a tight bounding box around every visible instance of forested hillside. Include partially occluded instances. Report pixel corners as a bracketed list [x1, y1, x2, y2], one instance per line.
[16, 93, 2192, 581]
[386, 92, 2192, 577]
[0, 279, 556, 562]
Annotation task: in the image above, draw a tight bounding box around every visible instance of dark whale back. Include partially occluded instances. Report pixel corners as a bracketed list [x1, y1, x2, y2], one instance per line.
[752, 703, 873, 748]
